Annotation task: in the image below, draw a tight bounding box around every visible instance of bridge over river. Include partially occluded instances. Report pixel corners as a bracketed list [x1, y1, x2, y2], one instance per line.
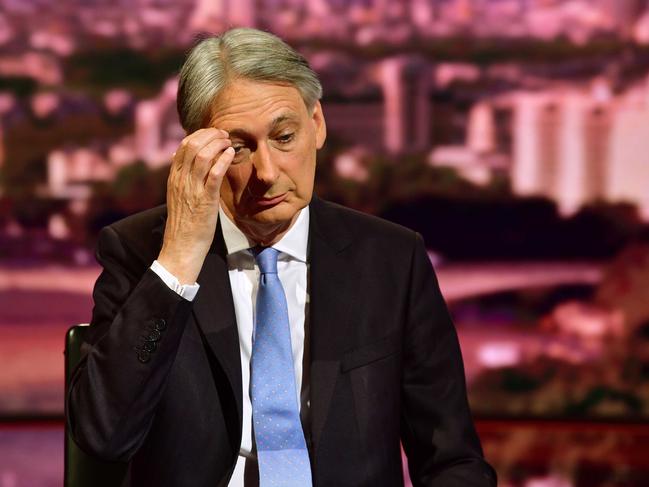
[434, 258, 604, 302]
[0, 259, 605, 301]
[0, 259, 606, 414]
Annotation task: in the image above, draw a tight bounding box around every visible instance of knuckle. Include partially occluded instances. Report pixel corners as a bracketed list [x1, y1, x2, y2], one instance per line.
[187, 139, 203, 152]
[195, 147, 214, 163]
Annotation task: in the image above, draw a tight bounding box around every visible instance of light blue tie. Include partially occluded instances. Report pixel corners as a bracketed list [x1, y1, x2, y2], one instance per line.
[251, 247, 312, 486]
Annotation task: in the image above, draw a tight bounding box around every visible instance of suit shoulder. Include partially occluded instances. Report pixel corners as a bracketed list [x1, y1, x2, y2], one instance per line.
[100, 204, 167, 266]
[108, 204, 167, 237]
[316, 199, 417, 244]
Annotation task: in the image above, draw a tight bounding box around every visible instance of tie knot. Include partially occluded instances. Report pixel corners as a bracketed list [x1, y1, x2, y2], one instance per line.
[254, 246, 279, 274]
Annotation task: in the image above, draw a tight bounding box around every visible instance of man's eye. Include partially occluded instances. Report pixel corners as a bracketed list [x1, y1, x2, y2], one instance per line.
[230, 145, 250, 163]
[276, 133, 294, 144]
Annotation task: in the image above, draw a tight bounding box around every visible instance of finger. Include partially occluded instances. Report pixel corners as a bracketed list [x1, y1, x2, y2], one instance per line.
[172, 128, 213, 170]
[205, 146, 235, 196]
[191, 137, 233, 183]
[179, 128, 229, 177]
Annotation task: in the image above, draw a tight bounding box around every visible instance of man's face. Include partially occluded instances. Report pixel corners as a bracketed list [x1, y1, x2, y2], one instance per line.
[208, 79, 326, 244]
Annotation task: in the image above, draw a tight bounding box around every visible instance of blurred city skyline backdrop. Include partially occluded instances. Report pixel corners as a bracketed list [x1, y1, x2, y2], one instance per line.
[2, 1, 649, 256]
[1, 1, 649, 486]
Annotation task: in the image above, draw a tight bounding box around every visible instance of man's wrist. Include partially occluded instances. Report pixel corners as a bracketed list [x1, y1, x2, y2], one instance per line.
[150, 260, 200, 301]
[156, 247, 205, 285]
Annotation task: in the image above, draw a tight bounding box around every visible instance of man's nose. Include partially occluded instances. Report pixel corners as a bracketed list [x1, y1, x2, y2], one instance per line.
[252, 142, 280, 185]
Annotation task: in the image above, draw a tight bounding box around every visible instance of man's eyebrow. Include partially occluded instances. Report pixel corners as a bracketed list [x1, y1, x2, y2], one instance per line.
[269, 114, 299, 129]
[227, 113, 300, 139]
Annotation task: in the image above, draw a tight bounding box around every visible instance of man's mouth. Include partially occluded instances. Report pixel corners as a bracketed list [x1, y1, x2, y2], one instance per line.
[254, 192, 288, 207]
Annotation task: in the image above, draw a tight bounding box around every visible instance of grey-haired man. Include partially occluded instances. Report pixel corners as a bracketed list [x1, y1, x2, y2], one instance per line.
[68, 28, 497, 487]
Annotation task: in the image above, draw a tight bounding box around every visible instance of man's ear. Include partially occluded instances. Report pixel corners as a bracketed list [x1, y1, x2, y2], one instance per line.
[311, 101, 327, 150]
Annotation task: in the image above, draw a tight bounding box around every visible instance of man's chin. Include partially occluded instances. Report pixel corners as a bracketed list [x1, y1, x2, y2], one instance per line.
[248, 201, 298, 224]
[236, 200, 304, 237]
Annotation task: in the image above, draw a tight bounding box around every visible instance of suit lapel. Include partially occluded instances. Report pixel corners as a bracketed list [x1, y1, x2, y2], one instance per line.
[155, 214, 244, 446]
[151, 211, 243, 444]
[192, 222, 243, 432]
[308, 197, 358, 451]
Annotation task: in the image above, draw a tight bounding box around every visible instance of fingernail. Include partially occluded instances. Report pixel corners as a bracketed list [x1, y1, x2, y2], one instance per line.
[225, 147, 235, 154]
[220, 129, 229, 137]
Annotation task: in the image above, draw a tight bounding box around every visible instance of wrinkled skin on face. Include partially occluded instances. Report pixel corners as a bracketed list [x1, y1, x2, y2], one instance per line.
[208, 79, 327, 246]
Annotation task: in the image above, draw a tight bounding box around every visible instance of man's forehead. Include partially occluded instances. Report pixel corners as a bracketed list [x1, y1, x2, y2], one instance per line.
[212, 81, 303, 113]
[207, 81, 306, 132]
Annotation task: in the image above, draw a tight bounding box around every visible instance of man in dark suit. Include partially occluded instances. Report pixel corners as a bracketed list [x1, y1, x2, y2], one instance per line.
[67, 28, 496, 486]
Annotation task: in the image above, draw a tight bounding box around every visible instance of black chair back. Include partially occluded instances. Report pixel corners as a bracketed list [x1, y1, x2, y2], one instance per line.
[64, 324, 129, 487]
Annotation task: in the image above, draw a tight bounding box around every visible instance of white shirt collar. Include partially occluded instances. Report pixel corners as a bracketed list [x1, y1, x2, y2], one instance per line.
[219, 206, 309, 263]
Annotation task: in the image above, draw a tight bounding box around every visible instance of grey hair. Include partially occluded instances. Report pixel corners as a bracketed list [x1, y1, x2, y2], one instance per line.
[177, 28, 323, 133]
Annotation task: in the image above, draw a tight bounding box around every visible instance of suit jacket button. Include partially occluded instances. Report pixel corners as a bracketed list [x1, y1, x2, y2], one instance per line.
[143, 328, 161, 342]
[142, 341, 157, 353]
[154, 318, 167, 331]
[137, 350, 151, 363]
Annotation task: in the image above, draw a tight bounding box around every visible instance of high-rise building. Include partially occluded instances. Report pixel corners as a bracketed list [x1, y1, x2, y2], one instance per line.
[511, 93, 559, 198]
[553, 95, 612, 216]
[467, 101, 496, 154]
[607, 81, 649, 220]
[511, 90, 613, 216]
[582, 104, 611, 203]
[377, 56, 432, 154]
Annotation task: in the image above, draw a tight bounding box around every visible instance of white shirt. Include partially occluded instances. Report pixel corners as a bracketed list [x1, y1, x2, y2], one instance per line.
[150, 206, 310, 486]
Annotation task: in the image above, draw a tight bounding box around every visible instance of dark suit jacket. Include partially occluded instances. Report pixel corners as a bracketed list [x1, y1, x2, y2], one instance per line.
[67, 196, 497, 486]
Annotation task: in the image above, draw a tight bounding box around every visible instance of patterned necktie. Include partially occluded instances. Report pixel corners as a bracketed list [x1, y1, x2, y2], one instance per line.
[251, 247, 312, 486]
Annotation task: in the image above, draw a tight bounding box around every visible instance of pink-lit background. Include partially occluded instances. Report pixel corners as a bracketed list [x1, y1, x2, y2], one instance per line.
[2, 1, 649, 486]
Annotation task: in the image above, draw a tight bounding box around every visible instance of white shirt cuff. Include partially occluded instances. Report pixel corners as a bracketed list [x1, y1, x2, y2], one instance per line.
[150, 260, 200, 301]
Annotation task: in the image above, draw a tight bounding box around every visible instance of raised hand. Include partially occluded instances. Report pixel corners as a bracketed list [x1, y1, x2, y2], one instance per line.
[157, 128, 235, 284]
